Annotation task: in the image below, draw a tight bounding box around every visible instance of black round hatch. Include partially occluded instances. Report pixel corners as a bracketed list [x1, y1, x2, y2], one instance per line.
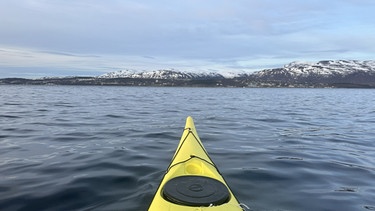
[162, 175, 230, 206]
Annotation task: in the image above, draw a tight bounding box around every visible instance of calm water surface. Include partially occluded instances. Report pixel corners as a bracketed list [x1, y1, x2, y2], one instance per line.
[1, 86, 375, 211]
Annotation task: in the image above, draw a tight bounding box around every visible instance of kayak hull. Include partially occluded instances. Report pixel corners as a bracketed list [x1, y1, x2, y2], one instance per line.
[149, 117, 243, 210]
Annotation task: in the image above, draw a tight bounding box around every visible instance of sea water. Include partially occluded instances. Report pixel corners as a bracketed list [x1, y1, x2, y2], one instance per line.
[1, 86, 374, 210]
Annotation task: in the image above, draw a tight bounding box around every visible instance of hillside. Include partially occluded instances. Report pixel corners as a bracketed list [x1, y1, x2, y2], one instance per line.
[248, 60, 375, 88]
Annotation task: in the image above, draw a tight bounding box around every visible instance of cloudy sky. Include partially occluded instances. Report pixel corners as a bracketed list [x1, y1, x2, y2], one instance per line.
[1, 0, 374, 78]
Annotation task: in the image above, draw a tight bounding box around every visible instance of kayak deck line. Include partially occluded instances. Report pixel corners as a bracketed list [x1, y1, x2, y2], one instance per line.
[165, 128, 218, 175]
[166, 154, 218, 175]
[148, 116, 245, 210]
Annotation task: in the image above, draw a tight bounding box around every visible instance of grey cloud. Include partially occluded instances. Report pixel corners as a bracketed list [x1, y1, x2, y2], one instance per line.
[0, 0, 374, 77]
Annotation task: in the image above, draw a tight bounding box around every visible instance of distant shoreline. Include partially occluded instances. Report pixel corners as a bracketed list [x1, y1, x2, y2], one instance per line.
[1, 77, 374, 88]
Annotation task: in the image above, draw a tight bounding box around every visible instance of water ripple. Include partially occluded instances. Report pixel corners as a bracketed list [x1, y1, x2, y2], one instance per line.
[1, 86, 375, 210]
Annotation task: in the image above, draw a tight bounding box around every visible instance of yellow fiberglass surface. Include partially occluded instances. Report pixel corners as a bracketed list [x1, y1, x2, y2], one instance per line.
[149, 116, 243, 211]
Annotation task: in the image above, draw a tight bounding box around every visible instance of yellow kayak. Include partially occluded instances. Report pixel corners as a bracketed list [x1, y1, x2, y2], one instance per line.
[149, 116, 244, 210]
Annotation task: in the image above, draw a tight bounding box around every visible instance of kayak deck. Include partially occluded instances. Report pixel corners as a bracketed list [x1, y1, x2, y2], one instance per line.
[149, 116, 243, 210]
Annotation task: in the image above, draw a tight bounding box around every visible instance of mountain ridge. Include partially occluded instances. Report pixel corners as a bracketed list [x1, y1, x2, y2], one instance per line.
[247, 60, 375, 87]
[1, 60, 375, 88]
[98, 69, 225, 80]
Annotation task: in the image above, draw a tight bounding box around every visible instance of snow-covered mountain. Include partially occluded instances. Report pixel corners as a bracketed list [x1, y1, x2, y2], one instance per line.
[254, 60, 375, 77]
[249, 60, 375, 87]
[100, 60, 375, 80]
[95, 60, 375, 87]
[98, 69, 225, 79]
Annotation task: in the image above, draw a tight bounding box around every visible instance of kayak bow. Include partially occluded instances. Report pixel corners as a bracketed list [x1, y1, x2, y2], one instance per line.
[149, 116, 243, 210]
